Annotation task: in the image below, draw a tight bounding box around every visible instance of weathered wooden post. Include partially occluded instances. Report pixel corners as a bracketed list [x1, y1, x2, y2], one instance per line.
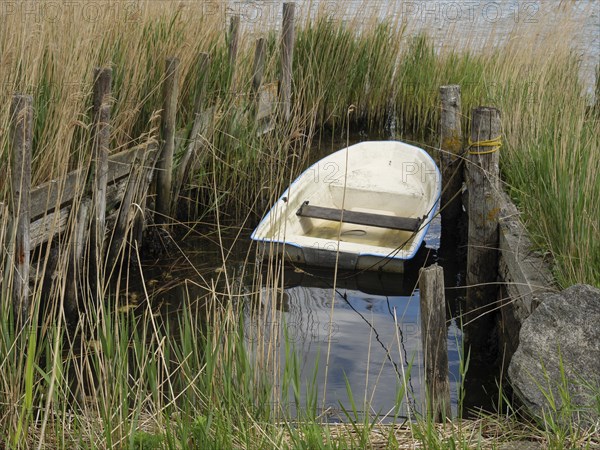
[108, 174, 138, 273]
[192, 52, 210, 116]
[280, 2, 295, 122]
[9, 94, 33, 320]
[65, 199, 90, 314]
[251, 37, 266, 112]
[155, 57, 179, 224]
[173, 53, 211, 210]
[228, 14, 240, 93]
[419, 263, 451, 422]
[228, 15, 240, 69]
[91, 68, 112, 266]
[464, 106, 501, 348]
[133, 140, 160, 247]
[439, 85, 463, 241]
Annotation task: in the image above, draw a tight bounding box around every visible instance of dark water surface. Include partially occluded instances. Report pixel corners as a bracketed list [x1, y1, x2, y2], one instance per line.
[136, 210, 486, 421]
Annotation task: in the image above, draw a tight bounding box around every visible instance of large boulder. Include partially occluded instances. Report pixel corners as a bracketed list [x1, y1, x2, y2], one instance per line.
[508, 284, 600, 427]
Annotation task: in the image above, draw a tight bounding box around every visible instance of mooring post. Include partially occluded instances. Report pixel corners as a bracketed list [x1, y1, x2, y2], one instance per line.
[9, 94, 33, 320]
[228, 14, 240, 92]
[155, 57, 179, 225]
[280, 2, 295, 122]
[173, 53, 210, 210]
[419, 263, 451, 422]
[251, 37, 266, 113]
[439, 85, 463, 241]
[465, 106, 501, 348]
[228, 15, 240, 69]
[91, 68, 112, 269]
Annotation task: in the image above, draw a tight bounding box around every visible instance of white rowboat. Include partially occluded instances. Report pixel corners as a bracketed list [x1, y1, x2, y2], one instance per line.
[251, 141, 441, 272]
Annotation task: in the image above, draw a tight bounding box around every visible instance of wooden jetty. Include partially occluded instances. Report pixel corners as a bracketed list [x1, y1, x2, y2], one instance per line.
[0, 6, 287, 316]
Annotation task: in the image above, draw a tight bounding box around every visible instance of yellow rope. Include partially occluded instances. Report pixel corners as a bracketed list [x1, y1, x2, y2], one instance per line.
[467, 135, 502, 155]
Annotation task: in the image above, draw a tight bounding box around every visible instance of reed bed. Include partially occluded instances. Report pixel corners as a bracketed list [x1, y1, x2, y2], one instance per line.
[0, 0, 598, 448]
[1, 1, 597, 284]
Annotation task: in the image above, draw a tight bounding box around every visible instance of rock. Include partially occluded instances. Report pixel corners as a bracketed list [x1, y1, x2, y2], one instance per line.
[508, 284, 600, 428]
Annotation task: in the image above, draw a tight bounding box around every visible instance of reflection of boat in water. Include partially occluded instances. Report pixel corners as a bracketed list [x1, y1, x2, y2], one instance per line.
[252, 141, 441, 273]
[260, 242, 431, 298]
[254, 268, 428, 420]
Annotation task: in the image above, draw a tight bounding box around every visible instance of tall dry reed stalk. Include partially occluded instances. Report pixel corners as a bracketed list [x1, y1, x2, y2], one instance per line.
[0, 1, 598, 448]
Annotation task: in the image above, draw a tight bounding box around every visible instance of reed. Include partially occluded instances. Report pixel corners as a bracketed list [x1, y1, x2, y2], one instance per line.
[0, 1, 598, 448]
[2, 1, 597, 284]
[1, 218, 597, 448]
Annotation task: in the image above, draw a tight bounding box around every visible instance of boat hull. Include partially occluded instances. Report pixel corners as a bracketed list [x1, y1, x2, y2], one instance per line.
[256, 241, 405, 273]
[251, 141, 441, 272]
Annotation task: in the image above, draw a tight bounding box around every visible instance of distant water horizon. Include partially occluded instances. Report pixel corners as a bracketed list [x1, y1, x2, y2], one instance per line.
[226, 0, 599, 100]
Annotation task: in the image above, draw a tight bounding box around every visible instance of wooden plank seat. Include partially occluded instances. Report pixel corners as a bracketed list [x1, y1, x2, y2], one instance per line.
[296, 201, 422, 232]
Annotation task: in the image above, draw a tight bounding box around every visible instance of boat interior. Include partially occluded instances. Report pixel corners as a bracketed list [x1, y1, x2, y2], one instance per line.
[285, 166, 432, 254]
[255, 142, 440, 259]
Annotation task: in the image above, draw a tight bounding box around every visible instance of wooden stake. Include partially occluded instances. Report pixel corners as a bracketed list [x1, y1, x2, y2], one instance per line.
[174, 53, 211, 205]
[251, 37, 266, 111]
[107, 163, 140, 274]
[9, 94, 33, 320]
[280, 3, 295, 121]
[465, 106, 501, 345]
[65, 199, 90, 316]
[419, 263, 451, 422]
[192, 53, 210, 117]
[91, 68, 112, 267]
[156, 57, 179, 224]
[439, 85, 463, 240]
[134, 141, 159, 248]
[228, 15, 240, 93]
[229, 15, 240, 68]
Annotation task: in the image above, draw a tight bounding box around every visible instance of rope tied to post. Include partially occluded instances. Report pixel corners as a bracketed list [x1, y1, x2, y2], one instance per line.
[467, 135, 502, 155]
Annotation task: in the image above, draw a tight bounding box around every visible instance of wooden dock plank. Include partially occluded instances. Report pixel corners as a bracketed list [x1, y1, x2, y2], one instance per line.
[30, 175, 128, 248]
[29, 146, 144, 220]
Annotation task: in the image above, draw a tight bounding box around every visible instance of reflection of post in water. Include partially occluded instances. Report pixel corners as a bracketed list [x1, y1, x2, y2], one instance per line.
[325, 287, 419, 418]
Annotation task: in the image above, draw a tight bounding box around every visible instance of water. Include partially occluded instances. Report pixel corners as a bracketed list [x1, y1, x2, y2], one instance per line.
[135, 204, 474, 421]
[132, 0, 600, 421]
[131, 126, 482, 420]
[229, 0, 599, 100]
[251, 261, 464, 421]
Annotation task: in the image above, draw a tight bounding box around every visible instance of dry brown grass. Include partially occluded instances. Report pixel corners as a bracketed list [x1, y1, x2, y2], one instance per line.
[0, 1, 598, 448]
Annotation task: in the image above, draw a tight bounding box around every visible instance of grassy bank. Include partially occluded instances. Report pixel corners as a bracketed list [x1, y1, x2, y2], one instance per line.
[0, 1, 599, 448]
